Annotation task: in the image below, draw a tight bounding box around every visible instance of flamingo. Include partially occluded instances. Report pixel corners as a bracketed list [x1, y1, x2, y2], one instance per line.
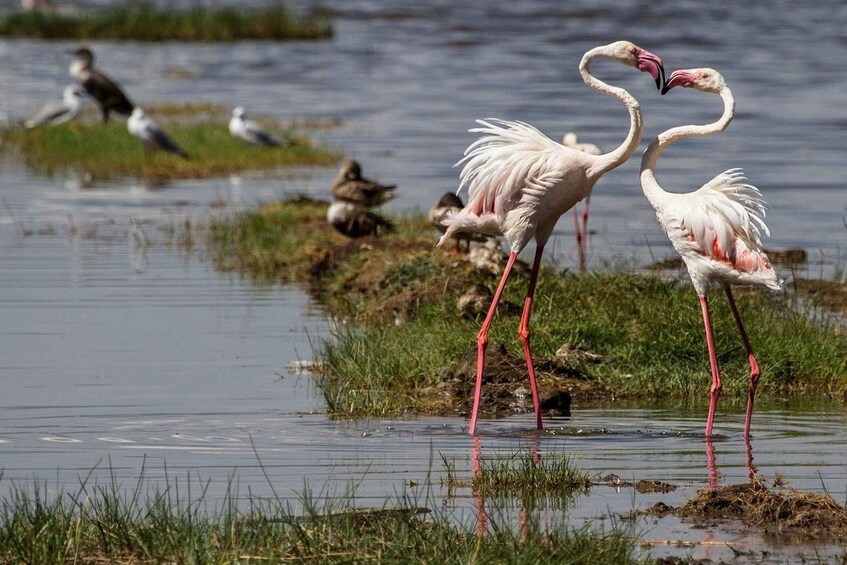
[439, 41, 665, 434]
[641, 68, 782, 438]
[561, 132, 602, 272]
[429, 192, 488, 251]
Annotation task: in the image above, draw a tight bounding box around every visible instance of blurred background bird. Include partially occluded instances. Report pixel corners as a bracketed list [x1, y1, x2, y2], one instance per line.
[25, 85, 85, 128]
[332, 159, 396, 208]
[127, 108, 189, 159]
[68, 46, 134, 123]
[229, 107, 289, 147]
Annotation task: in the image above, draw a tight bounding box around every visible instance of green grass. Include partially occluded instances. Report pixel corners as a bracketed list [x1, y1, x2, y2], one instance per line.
[208, 197, 346, 282]
[0, 2, 332, 41]
[1, 109, 339, 180]
[205, 198, 847, 418]
[0, 472, 644, 564]
[444, 451, 591, 499]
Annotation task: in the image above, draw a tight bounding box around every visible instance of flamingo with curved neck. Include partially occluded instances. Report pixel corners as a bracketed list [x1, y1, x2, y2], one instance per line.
[641, 68, 782, 439]
[440, 40, 665, 435]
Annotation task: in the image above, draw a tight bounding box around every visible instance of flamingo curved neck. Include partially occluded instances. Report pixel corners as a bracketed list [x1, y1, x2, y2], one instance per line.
[579, 46, 643, 177]
[641, 86, 735, 208]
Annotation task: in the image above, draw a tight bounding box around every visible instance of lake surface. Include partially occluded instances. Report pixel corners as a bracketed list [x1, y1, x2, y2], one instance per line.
[0, 1, 846, 561]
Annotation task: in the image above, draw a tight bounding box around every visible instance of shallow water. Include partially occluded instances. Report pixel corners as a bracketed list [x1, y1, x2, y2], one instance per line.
[1, 1, 846, 562]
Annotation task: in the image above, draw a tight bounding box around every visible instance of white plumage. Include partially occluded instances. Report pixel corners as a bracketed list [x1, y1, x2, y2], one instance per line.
[229, 107, 288, 147]
[25, 85, 85, 128]
[127, 108, 189, 159]
[643, 67, 781, 440]
[439, 40, 667, 435]
[562, 132, 602, 155]
[656, 168, 779, 294]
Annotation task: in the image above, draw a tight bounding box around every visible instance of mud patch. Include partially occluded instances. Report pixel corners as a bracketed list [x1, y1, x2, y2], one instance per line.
[438, 343, 612, 419]
[649, 479, 847, 542]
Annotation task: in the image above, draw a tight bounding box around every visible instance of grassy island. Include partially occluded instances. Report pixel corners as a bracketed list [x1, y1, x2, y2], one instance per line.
[0, 3, 332, 41]
[0, 105, 339, 181]
[207, 198, 847, 419]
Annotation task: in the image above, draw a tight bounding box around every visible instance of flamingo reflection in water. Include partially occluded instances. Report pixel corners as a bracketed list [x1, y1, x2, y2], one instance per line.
[470, 436, 540, 538]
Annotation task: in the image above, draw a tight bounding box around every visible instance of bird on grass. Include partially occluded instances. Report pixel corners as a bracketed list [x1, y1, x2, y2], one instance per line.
[429, 192, 487, 251]
[562, 132, 602, 272]
[25, 85, 85, 128]
[332, 159, 396, 208]
[67, 46, 134, 123]
[128, 108, 189, 159]
[327, 198, 395, 238]
[229, 107, 289, 147]
[642, 68, 782, 438]
[438, 41, 665, 435]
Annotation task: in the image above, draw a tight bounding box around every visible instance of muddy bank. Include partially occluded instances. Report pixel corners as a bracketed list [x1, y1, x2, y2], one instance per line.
[646, 478, 847, 543]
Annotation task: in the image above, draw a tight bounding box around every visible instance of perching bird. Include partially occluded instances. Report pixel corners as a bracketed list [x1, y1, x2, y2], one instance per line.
[438, 41, 665, 435]
[67, 46, 134, 123]
[327, 198, 395, 238]
[229, 107, 289, 147]
[332, 159, 397, 208]
[127, 108, 189, 159]
[562, 132, 603, 272]
[25, 85, 85, 128]
[429, 192, 487, 251]
[642, 68, 782, 438]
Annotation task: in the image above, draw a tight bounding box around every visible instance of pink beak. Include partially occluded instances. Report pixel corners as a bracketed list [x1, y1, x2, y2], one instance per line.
[662, 69, 699, 94]
[635, 48, 666, 90]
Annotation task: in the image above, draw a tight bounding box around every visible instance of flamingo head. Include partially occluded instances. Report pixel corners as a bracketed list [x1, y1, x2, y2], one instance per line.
[233, 107, 246, 119]
[608, 41, 666, 90]
[662, 68, 726, 95]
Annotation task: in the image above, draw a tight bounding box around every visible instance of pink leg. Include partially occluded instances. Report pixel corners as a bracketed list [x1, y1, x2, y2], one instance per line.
[573, 208, 584, 265]
[518, 245, 545, 430]
[724, 288, 760, 439]
[699, 296, 722, 437]
[469, 252, 518, 435]
[705, 438, 717, 491]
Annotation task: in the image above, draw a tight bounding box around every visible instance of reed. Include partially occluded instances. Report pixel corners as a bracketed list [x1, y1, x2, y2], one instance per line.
[0, 2, 332, 41]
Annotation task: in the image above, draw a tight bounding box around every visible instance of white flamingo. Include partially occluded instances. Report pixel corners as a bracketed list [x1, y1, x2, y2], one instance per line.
[561, 132, 602, 272]
[439, 41, 665, 435]
[642, 68, 782, 438]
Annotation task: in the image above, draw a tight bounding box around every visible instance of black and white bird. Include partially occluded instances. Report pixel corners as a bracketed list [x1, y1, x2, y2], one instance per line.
[327, 198, 395, 238]
[332, 159, 396, 208]
[228, 107, 288, 147]
[127, 108, 189, 159]
[25, 85, 86, 128]
[68, 46, 134, 123]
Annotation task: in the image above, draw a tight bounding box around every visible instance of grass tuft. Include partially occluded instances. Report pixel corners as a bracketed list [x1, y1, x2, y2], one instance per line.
[0, 2, 332, 41]
[0, 471, 642, 564]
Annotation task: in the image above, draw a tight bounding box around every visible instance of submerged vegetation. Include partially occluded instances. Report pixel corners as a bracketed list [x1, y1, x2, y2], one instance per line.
[207, 197, 847, 419]
[0, 3, 332, 41]
[0, 105, 339, 181]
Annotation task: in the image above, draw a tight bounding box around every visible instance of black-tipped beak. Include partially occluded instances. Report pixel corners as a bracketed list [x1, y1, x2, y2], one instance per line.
[656, 63, 666, 92]
[661, 81, 670, 95]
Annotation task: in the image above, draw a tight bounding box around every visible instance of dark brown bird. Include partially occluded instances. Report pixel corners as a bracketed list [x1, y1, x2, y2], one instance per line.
[327, 199, 395, 238]
[67, 46, 134, 123]
[332, 159, 396, 207]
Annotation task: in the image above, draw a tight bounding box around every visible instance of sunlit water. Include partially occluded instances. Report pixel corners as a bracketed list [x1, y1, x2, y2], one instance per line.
[1, 1, 846, 562]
